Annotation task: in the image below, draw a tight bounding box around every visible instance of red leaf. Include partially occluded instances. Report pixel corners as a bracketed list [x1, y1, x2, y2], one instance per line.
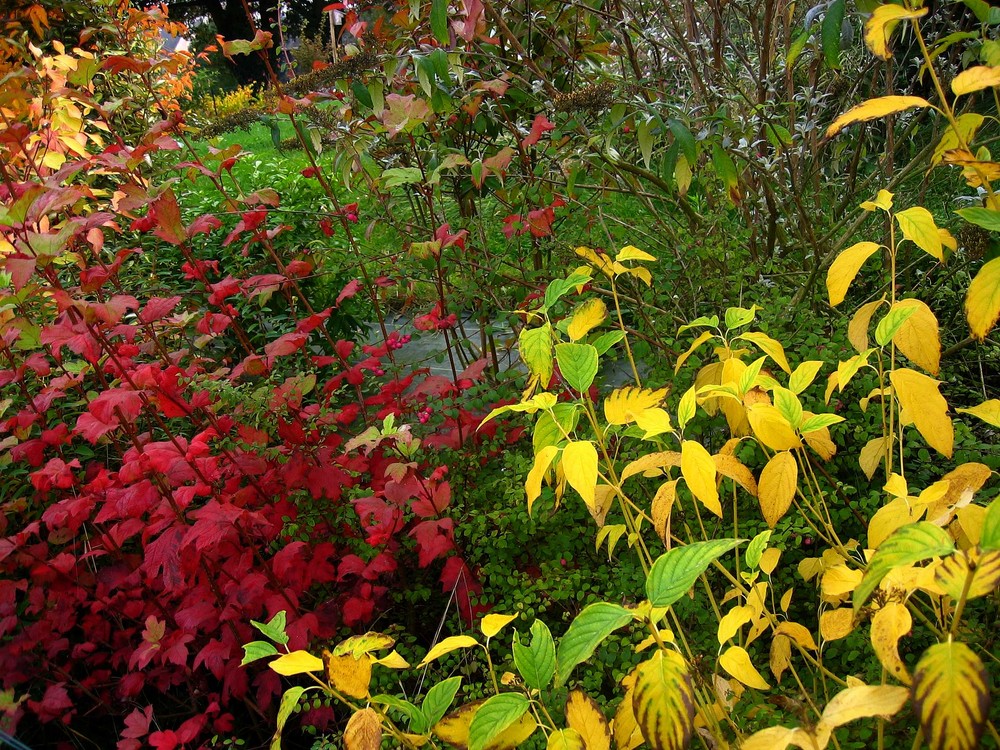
[5, 256, 36, 291]
[521, 114, 555, 148]
[336, 279, 362, 307]
[139, 296, 181, 323]
[409, 518, 454, 566]
[149, 191, 186, 246]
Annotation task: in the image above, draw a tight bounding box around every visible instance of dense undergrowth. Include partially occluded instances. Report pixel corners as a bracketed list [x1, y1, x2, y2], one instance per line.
[1, 0, 999, 749]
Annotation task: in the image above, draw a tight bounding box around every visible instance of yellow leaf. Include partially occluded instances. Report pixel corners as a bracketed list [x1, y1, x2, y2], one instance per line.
[952, 65, 1000, 95]
[719, 645, 770, 690]
[896, 207, 944, 261]
[928, 462, 993, 525]
[632, 650, 696, 750]
[323, 650, 372, 698]
[434, 700, 480, 748]
[814, 685, 909, 746]
[890, 299, 940, 374]
[760, 548, 781, 575]
[868, 497, 925, 549]
[681, 440, 721, 517]
[738, 331, 791, 373]
[613, 671, 644, 750]
[620, 451, 681, 482]
[604, 387, 668, 425]
[269, 650, 324, 676]
[615, 245, 657, 263]
[589, 484, 615, 527]
[758, 451, 798, 528]
[933, 114, 985, 167]
[820, 608, 856, 641]
[774, 622, 817, 650]
[861, 189, 895, 212]
[827, 241, 881, 306]
[374, 650, 410, 669]
[635, 408, 673, 439]
[575, 246, 614, 278]
[345, 707, 382, 750]
[674, 330, 715, 374]
[849, 299, 886, 352]
[965, 256, 1000, 341]
[565, 690, 611, 750]
[741, 726, 817, 750]
[889, 368, 953, 457]
[418, 635, 480, 667]
[912, 642, 990, 750]
[769, 634, 792, 683]
[562, 440, 600, 513]
[481, 614, 517, 639]
[803, 424, 837, 461]
[864, 5, 928, 59]
[675, 154, 692, 197]
[859, 436, 889, 480]
[821, 565, 863, 599]
[548, 729, 585, 750]
[651, 479, 677, 546]
[568, 298, 608, 342]
[713, 453, 759, 497]
[779, 588, 793, 613]
[826, 95, 931, 137]
[747, 404, 801, 451]
[870, 602, 912, 685]
[526, 445, 559, 514]
[717, 605, 754, 644]
[957, 399, 1000, 427]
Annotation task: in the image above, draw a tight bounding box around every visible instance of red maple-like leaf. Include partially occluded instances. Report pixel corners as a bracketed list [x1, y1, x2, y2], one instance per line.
[521, 114, 555, 148]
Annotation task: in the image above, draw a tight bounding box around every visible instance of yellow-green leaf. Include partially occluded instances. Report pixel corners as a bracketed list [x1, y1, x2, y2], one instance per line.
[674, 330, 715, 374]
[890, 368, 953, 457]
[827, 241, 881, 306]
[912, 641, 991, 750]
[562, 441, 599, 513]
[957, 399, 1000, 427]
[854, 522, 955, 608]
[864, 5, 928, 60]
[565, 690, 611, 750]
[891, 298, 940, 374]
[870, 602, 912, 684]
[826, 96, 931, 137]
[789, 360, 824, 394]
[269, 650, 324, 676]
[952, 65, 1000, 96]
[632, 650, 696, 750]
[965, 256, 1000, 341]
[334, 632, 396, 658]
[681, 440, 721, 517]
[481, 614, 518, 639]
[419, 635, 480, 667]
[719, 646, 770, 690]
[896, 207, 944, 261]
[519, 324, 553, 386]
[568, 298, 608, 342]
[758, 451, 798, 528]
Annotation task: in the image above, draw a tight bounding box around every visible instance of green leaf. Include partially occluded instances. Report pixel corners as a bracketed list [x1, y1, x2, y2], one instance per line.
[430, 0, 450, 44]
[822, 0, 846, 69]
[957, 207, 1000, 232]
[556, 603, 634, 686]
[745, 530, 772, 570]
[372, 694, 424, 731]
[382, 167, 424, 188]
[638, 118, 654, 169]
[544, 272, 591, 309]
[555, 343, 599, 393]
[423, 677, 463, 729]
[352, 80, 373, 109]
[854, 522, 956, 608]
[520, 324, 553, 385]
[271, 687, 307, 750]
[724, 305, 757, 330]
[875, 301, 919, 346]
[593, 329, 626, 355]
[468, 694, 530, 750]
[646, 539, 743, 608]
[241, 640, 279, 665]
[533, 402, 579, 453]
[677, 315, 719, 335]
[252, 611, 289, 645]
[982, 496, 1000, 551]
[512, 619, 556, 691]
[666, 119, 697, 164]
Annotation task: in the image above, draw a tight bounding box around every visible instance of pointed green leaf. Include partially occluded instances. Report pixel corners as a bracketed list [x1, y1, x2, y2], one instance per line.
[556, 603, 634, 686]
[556, 343, 599, 393]
[646, 539, 743, 608]
[468, 693, 531, 750]
[513, 619, 556, 691]
[854, 522, 956, 608]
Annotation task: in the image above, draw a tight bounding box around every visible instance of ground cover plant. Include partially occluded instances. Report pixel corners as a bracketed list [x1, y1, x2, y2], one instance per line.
[1, 0, 999, 748]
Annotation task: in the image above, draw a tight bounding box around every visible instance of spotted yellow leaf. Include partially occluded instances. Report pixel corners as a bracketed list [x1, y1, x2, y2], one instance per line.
[565, 690, 611, 750]
[870, 602, 912, 685]
[913, 641, 990, 750]
[632, 650, 696, 750]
